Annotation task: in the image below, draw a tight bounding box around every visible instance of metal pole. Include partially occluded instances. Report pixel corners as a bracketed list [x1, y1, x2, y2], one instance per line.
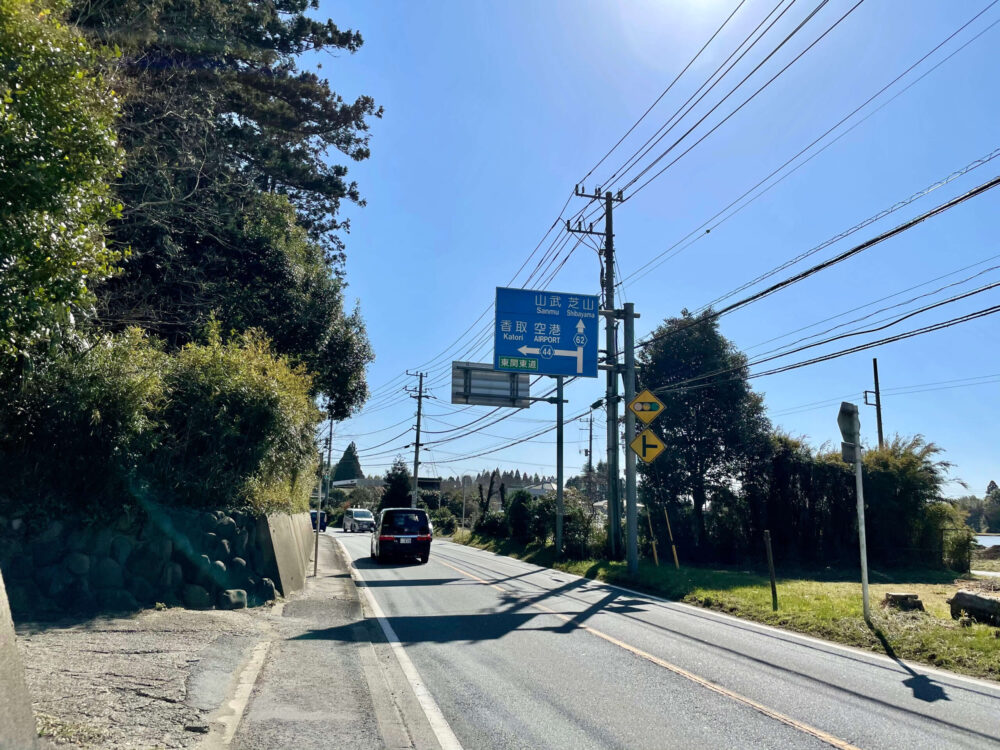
[555, 376, 564, 557]
[872, 358, 884, 449]
[604, 190, 620, 558]
[461, 475, 467, 531]
[412, 372, 423, 508]
[623, 302, 638, 576]
[855, 445, 871, 622]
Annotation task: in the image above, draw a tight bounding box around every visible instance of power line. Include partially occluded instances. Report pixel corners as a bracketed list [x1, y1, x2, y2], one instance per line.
[621, 8, 1000, 287]
[637, 171, 1000, 351]
[577, 0, 750, 186]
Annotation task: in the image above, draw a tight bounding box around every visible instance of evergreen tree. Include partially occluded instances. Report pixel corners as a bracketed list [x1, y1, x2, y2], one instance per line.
[333, 442, 364, 481]
[380, 457, 411, 510]
[69, 0, 379, 417]
[638, 310, 770, 553]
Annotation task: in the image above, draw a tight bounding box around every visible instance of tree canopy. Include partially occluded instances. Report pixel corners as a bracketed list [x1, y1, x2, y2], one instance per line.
[637, 310, 770, 552]
[0, 0, 121, 364]
[69, 0, 378, 416]
[380, 458, 411, 510]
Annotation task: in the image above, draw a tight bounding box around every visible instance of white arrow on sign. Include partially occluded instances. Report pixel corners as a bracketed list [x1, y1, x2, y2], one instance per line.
[575, 319, 586, 333]
[518, 344, 584, 374]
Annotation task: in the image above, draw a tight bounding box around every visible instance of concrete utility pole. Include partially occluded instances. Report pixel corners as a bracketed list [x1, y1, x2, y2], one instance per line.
[406, 371, 426, 508]
[316, 416, 333, 577]
[569, 186, 624, 557]
[838, 401, 871, 623]
[623, 302, 638, 576]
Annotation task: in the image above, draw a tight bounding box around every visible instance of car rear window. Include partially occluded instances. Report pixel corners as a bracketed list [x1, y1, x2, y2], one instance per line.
[384, 511, 428, 535]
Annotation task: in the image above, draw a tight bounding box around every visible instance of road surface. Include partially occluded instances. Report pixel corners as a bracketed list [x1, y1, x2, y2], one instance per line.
[332, 531, 1000, 750]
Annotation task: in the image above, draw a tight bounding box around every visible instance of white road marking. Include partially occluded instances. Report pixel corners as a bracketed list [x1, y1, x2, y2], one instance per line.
[437, 541, 1000, 695]
[337, 538, 464, 750]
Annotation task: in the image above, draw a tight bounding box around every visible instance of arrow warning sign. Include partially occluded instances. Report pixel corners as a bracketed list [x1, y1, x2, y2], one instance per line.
[630, 428, 665, 464]
[628, 389, 665, 425]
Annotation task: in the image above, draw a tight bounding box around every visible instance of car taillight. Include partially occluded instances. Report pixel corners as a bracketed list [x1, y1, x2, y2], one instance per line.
[379, 535, 394, 541]
[416, 534, 431, 541]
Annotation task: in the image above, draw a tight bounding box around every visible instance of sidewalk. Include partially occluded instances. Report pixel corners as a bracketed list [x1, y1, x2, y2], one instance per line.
[17, 532, 434, 750]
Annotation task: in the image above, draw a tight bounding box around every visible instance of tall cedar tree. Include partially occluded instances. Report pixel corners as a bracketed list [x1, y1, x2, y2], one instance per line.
[69, 0, 379, 417]
[333, 441, 364, 481]
[637, 310, 770, 553]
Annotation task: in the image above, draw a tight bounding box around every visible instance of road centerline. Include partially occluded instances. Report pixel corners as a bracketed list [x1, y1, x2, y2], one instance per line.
[435, 556, 860, 750]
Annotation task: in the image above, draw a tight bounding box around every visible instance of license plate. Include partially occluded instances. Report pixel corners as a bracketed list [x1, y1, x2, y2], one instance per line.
[398, 538, 411, 544]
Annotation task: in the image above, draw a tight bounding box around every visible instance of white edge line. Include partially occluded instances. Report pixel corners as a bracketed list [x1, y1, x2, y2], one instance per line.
[439, 540, 1000, 695]
[336, 538, 464, 750]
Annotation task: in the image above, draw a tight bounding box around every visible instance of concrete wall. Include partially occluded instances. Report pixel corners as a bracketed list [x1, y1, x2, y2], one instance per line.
[0, 569, 38, 749]
[257, 513, 315, 597]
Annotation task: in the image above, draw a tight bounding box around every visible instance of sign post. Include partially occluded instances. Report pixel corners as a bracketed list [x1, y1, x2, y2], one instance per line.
[838, 401, 871, 623]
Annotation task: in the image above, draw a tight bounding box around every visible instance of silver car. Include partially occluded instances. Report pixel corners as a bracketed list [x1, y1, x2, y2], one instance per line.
[343, 508, 375, 533]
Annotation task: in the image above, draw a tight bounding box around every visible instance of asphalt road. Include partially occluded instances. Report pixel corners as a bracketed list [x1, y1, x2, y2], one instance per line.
[332, 531, 1000, 750]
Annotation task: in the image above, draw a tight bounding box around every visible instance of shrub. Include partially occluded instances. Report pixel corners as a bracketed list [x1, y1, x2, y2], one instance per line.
[150, 325, 321, 515]
[475, 510, 508, 539]
[0, 329, 165, 516]
[431, 507, 457, 535]
[529, 494, 556, 544]
[505, 490, 534, 542]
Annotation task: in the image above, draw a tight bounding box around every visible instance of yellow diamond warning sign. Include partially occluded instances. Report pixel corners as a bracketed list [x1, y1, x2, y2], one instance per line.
[628, 389, 665, 425]
[630, 428, 665, 464]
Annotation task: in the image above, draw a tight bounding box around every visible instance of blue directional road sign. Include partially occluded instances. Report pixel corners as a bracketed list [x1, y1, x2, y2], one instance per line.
[494, 287, 600, 378]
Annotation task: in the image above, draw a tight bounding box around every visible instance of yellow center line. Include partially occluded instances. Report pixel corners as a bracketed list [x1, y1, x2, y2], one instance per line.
[436, 557, 860, 750]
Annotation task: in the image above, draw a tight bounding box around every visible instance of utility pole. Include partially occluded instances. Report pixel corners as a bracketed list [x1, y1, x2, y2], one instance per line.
[569, 185, 624, 557]
[587, 412, 595, 512]
[623, 302, 638, 576]
[838, 401, 871, 623]
[316, 415, 333, 577]
[406, 371, 426, 508]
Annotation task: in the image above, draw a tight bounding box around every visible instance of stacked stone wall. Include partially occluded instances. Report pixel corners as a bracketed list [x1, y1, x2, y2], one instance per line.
[0, 504, 287, 617]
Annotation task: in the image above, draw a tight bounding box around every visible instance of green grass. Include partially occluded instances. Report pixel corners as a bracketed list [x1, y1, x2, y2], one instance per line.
[452, 530, 1000, 682]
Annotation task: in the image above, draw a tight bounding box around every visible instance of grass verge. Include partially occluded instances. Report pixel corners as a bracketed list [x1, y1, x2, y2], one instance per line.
[451, 530, 1000, 682]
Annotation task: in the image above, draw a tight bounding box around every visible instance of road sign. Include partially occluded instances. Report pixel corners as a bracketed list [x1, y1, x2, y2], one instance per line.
[494, 287, 599, 378]
[451, 361, 531, 408]
[630, 428, 665, 463]
[628, 389, 665, 425]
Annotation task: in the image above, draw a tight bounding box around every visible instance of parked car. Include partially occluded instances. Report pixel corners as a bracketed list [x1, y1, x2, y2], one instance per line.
[310, 510, 327, 531]
[371, 508, 432, 564]
[343, 507, 375, 533]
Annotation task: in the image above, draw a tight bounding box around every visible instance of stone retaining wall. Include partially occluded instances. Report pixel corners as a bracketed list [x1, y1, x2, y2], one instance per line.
[0, 503, 313, 617]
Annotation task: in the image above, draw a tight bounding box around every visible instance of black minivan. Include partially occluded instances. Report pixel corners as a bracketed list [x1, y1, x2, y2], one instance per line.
[371, 507, 432, 564]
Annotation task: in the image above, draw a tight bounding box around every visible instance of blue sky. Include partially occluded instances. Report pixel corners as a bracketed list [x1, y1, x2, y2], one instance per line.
[313, 0, 1000, 497]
